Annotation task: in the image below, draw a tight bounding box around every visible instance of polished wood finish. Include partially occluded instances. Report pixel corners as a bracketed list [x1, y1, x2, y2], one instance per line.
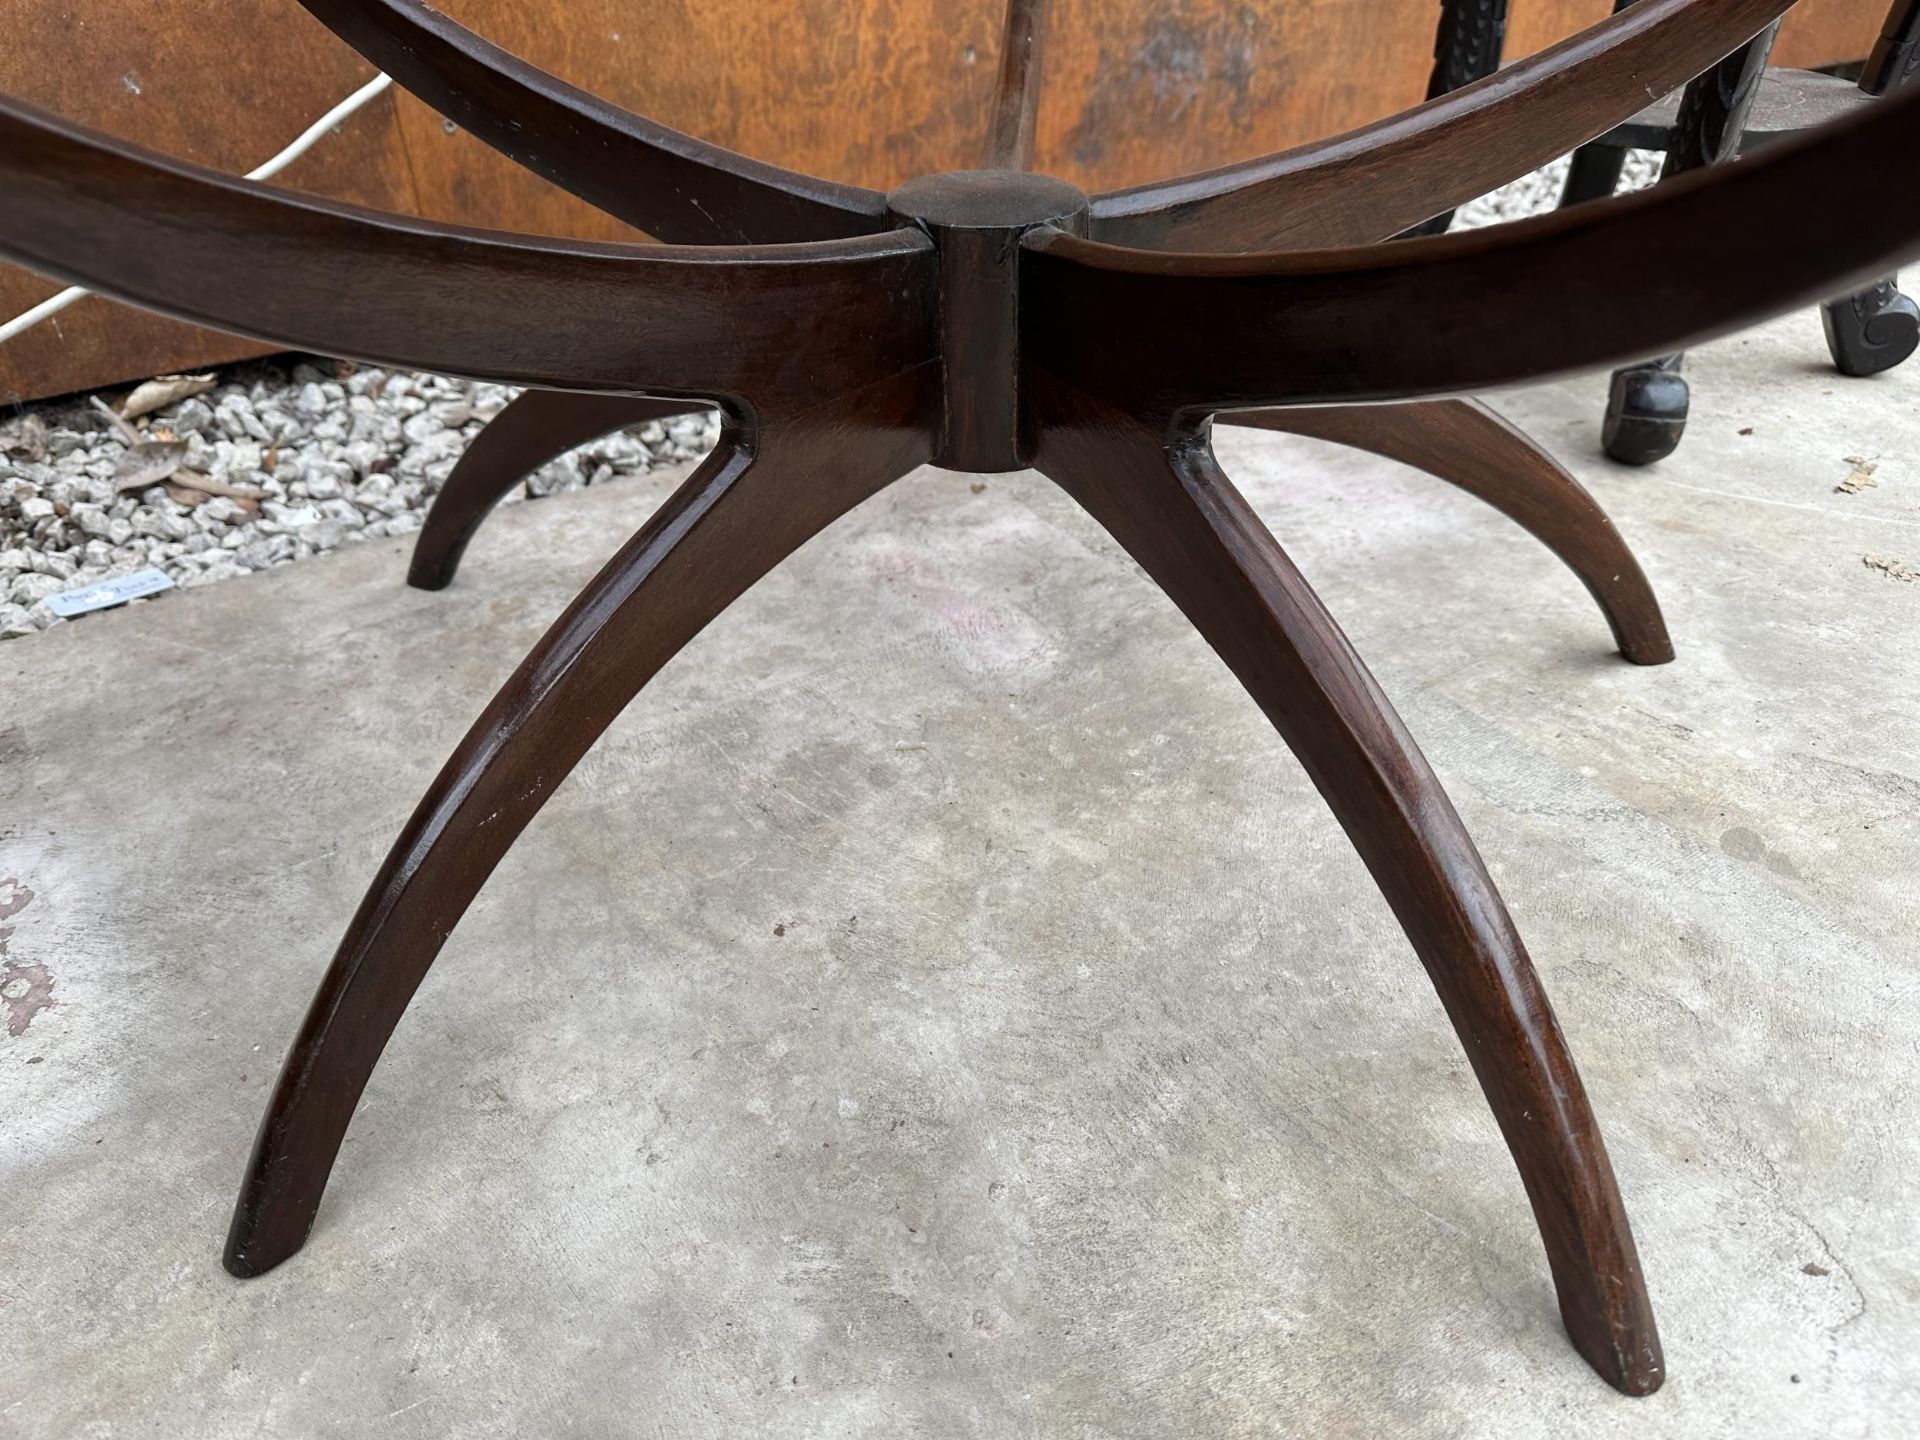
[430, 392, 1672, 668]
[1090, 0, 1799, 249]
[0, 0, 409, 401]
[0, 102, 933, 409]
[1239, 401, 1671, 663]
[7, 0, 1920, 1398]
[408, 392, 698, 591]
[985, 0, 1050, 168]
[1821, 0, 1920, 376]
[1028, 86, 1920, 419]
[227, 377, 935, 1278]
[1028, 374, 1662, 1392]
[0, 0, 1892, 400]
[292, 0, 889, 243]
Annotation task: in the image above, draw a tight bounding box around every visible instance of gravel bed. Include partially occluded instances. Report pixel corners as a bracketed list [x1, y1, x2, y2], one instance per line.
[0, 359, 719, 640]
[0, 152, 1663, 642]
[1454, 148, 1663, 229]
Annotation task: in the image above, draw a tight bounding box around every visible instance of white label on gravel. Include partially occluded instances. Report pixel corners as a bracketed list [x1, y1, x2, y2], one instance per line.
[44, 568, 175, 618]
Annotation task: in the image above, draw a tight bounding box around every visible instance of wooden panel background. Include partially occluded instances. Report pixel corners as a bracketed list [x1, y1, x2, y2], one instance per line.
[0, 0, 1886, 402]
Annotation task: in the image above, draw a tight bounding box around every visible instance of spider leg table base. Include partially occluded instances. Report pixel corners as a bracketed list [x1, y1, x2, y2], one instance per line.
[225, 169, 1688, 1392]
[8, 0, 1920, 1402]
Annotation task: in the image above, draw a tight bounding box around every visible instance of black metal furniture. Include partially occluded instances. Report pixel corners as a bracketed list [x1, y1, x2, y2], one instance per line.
[1428, 0, 1920, 463]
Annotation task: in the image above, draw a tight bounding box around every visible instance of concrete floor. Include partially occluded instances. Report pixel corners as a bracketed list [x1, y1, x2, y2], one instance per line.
[3, 314, 1917, 1437]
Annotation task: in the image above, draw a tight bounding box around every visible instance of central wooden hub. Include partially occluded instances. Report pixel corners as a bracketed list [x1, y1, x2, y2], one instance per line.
[886, 170, 1089, 234]
[887, 171, 1090, 473]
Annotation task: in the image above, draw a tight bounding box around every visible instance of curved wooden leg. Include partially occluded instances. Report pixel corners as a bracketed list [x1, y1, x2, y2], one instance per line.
[226, 377, 931, 1278]
[1030, 374, 1663, 1395]
[411, 390, 702, 591]
[1226, 400, 1673, 664]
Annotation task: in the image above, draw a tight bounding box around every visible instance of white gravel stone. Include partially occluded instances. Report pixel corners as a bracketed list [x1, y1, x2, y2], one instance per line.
[1453, 149, 1664, 230]
[0, 357, 719, 640]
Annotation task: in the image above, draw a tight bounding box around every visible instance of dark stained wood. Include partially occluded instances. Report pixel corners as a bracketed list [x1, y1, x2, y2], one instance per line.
[889, 170, 1088, 470]
[292, 0, 889, 243]
[1031, 82, 1920, 418]
[1822, 0, 1920, 375]
[0, 97, 937, 413]
[985, 0, 1051, 168]
[226, 372, 936, 1279]
[0, 0, 412, 402]
[409, 392, 702, 590]
[1234, 401, 1671, 663]
[8, 0, 1920, 1399]
[446, 392, 1673, 664]
[0, 0, 1893, 400]
[1090, 0, 1800, 250]
[1028, 371, 1663, 1394]
[1558, 0, 1917, 459]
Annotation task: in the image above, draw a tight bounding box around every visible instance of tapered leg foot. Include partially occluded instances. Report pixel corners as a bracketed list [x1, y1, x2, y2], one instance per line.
[411, 390, 704, 591]
[1602, 359, 1688, 466]
[1823, 276, 1920, 377]
[1031, 373, 1663, 1395]
[227, 379, 930, 1277]
[1227, 400, 1673, 664]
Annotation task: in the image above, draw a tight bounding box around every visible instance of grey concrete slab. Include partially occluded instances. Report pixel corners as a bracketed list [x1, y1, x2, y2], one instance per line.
[2, 313, 1917, 1438]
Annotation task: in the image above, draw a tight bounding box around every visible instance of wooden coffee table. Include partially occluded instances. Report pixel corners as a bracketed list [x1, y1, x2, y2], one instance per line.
[3, 0, 1918, 1396]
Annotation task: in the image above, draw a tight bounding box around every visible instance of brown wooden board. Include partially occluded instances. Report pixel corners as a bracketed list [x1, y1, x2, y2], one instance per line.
[0, 0, 415, 402]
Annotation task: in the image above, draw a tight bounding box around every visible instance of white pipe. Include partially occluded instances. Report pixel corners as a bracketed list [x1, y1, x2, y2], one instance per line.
[0, 72, 395, 347]
[243, 71, 394, 184]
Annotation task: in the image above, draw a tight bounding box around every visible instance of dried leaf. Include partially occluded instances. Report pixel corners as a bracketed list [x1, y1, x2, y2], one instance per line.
[1863, 554, 1919, 583]
[164, 483, 211, 509]
[120, 372, 216, 421]
[165, 469, 266, 505]
[112, 439, 190, 491]
[88, 395, 143, 446]
[1836, 456, 1879, 494]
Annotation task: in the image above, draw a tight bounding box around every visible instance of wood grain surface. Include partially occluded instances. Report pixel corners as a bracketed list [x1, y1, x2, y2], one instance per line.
[0, 0, 1890, 401]
[10, 12, 1918, 1393]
